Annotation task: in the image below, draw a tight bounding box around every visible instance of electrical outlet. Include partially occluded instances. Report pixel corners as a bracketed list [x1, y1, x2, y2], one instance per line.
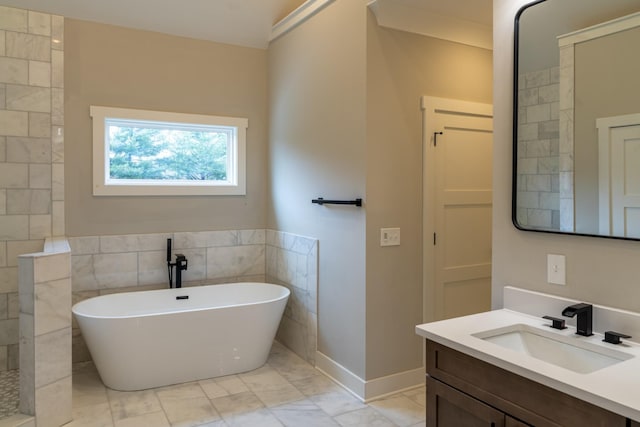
[380, 228, 400, 246]
[547, 254, 566, 285]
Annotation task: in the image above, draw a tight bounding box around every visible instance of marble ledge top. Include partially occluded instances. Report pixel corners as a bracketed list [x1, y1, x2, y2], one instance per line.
[44, 237, 71, 254]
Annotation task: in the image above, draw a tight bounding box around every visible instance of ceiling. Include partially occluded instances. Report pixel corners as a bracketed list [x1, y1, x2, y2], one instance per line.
[369, 0, 493, 50]
[0, 0, 307, 49]
[0, 0, 493, 50]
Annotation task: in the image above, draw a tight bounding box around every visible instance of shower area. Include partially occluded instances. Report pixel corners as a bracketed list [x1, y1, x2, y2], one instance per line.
[0, 371, 19, 419]
[0, 5, 69, 425]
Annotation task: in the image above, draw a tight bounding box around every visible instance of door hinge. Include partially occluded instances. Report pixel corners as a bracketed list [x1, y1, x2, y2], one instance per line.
[433, 233, 437, 245]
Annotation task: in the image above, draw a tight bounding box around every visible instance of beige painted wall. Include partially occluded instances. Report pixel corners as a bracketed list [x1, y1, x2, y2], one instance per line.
[365, 14, 492, 379]
[493, 0, 640, 312]
[574, 26, 640, 234]
[269, 1, 492, 381]
[268, 1, 368, 378]
[65, 19, 268, 236]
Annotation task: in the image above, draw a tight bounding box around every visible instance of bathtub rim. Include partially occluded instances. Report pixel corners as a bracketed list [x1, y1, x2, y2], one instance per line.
[72, 282, 291, 320]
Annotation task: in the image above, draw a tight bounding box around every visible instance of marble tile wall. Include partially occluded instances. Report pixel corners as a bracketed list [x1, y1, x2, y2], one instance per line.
[517, 66, 561, 230]
[18, 237, 72, 427]
[266, 230, 318, 366]
[69, 229, 268, 362]
[0, 6, 64, 371]
[69, 229, 319, 369]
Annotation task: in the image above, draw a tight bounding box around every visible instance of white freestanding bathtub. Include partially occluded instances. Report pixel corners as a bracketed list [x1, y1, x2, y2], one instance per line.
[72, 282, 289, 391]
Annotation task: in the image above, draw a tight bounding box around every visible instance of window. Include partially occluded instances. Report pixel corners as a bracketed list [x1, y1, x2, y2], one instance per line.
[91, 106, 248, 196]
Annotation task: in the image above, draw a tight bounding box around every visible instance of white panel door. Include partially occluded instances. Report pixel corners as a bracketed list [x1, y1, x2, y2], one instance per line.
[422, 97, 493, 321]
[597, 114, 640, 237]
[611, 125, 640, 238]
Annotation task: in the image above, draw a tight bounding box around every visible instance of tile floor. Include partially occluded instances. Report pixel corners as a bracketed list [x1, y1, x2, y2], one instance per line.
[68, 341, 426, 427]
[0, 369, 19, 420]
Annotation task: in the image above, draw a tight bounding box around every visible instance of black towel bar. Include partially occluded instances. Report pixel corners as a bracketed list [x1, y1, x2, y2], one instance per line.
[312, 198, 362, 207]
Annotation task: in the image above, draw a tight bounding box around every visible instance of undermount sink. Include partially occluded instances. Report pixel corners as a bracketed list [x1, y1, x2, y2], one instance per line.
[473, 324, 633, 374]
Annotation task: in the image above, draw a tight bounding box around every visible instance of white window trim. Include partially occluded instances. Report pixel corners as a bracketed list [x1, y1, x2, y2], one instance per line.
[90, 106, 248, 196]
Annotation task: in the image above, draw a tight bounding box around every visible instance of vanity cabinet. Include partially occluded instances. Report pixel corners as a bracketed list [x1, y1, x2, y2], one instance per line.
[425, 339, 627, 427]
[428, 376, 530, 426]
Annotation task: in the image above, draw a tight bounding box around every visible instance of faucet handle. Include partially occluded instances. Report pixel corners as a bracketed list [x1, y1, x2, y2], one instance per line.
[175, 254, 188, 269]
[603, 331, 631, 345]
[542, 315, 567, 330]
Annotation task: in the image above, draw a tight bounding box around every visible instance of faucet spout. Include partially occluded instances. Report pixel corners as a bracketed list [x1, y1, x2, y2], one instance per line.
[562, 303, 593, 336]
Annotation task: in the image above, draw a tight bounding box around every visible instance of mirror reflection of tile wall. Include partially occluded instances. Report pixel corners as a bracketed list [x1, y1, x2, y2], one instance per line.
[558, 44, 575, 232]
[517, 67, 561, 230]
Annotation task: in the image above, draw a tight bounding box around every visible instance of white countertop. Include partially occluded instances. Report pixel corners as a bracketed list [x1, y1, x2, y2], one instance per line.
[416, 308, 640, 422]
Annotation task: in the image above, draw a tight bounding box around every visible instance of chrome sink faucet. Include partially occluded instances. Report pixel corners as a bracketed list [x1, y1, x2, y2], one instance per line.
[562, 303, 593, 337]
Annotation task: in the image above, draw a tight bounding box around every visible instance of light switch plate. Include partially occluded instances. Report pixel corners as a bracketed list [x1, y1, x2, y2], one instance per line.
[547, 254, 566, 285]
[380, 228, 400, 246]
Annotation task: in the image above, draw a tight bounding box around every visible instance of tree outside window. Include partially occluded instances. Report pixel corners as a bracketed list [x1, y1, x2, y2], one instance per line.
[108, 125, 229, 181]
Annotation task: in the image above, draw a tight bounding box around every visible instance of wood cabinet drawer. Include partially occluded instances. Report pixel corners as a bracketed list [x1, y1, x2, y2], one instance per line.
[506, 416, 532, 427]
[426, 339, 626, 427]
[428, 376, 507, 427]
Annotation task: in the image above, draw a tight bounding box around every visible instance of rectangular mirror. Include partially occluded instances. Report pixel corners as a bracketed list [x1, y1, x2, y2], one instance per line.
[513, 0, 640, 240]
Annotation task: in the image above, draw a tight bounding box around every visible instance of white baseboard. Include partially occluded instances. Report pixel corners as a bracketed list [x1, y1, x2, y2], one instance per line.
[315, 351, 424, 402]
[364, 367, 425, 401]
[315, 351, 366, 400]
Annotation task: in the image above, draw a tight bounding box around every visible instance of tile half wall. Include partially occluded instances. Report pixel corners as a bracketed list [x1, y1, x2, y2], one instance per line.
[69, 229, 318, 366]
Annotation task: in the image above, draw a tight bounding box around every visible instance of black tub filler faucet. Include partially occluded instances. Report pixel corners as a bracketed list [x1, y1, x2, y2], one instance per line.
[166, 238, 188, 288]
